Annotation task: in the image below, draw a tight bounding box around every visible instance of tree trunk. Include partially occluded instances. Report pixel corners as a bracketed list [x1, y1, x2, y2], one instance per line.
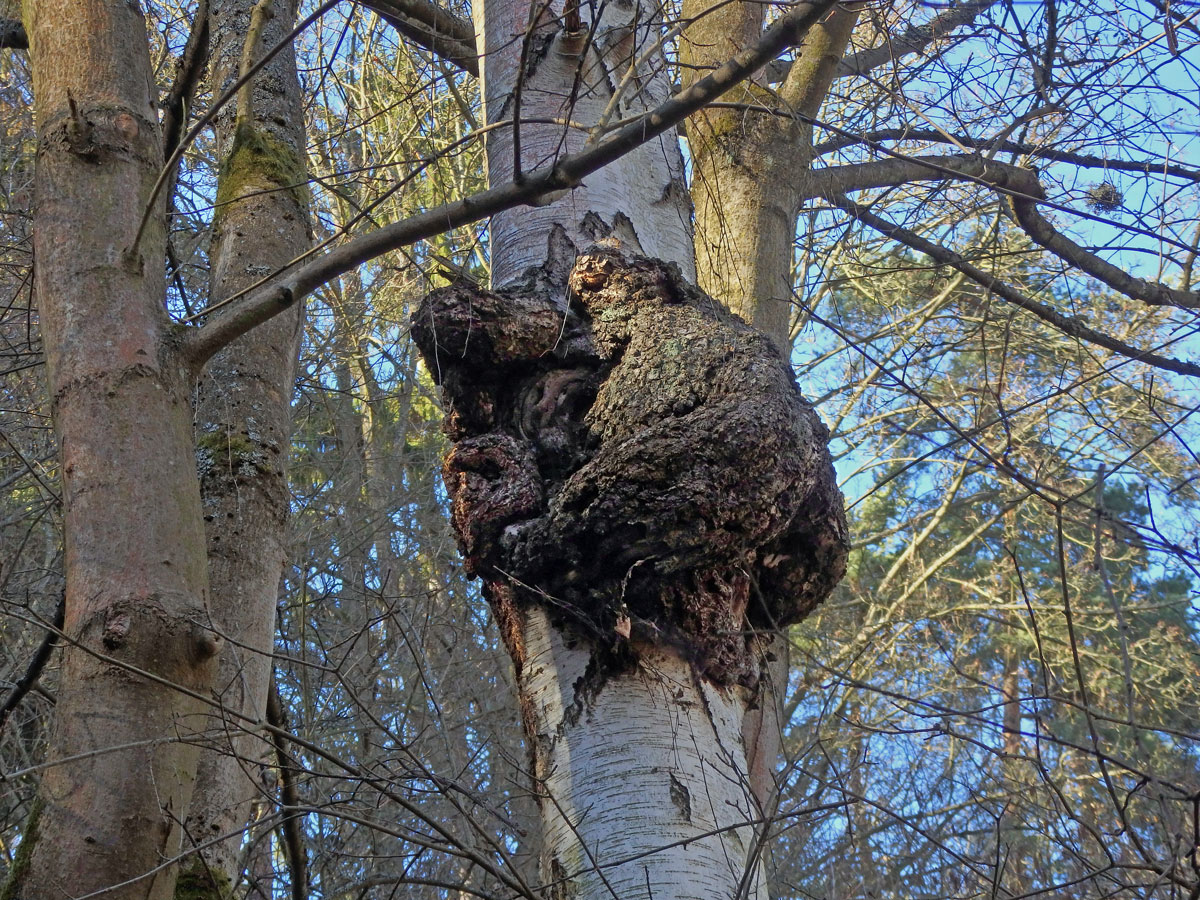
[182, 0, 311, 892]
[410, 5, 849, 898]
[414, 153, 847, 900]
[10, 3, 218, 897]
[679, 0, 858, 856]
[473, 0, 694, 285]
[682, 3, 858, 342]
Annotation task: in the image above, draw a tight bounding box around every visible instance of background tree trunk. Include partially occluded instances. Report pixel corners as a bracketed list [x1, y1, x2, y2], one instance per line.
[181, 0, 311, 892]
[683, 3, 857, 342]
[11, 3, 218, 897]
[679, 3, 858, 856]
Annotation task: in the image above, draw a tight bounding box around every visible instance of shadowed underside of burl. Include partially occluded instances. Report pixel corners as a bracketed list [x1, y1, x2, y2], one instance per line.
[411, 239, 848, 685]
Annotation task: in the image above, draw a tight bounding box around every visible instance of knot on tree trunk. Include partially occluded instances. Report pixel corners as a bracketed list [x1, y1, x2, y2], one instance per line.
[411, 245, 848, 684]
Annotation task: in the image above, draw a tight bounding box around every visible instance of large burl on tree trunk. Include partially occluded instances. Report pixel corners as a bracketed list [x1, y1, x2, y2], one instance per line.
[413, 241, 846, 684]
[413, 238, 847, 896]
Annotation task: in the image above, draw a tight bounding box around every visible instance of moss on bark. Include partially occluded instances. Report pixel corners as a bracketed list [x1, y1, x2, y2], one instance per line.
[0, 794, 43, 900]
[174, 859, 233, 900]
[213, 122, 308, 230]
[196, 430, 274, 482]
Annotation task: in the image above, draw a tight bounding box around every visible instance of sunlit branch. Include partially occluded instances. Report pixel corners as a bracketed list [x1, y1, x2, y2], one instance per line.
[810, 128, 1200, 184]
[834, 0, 998, 78]
[808, 154, 1200, 310]
[180, 0, 843, 367]
[161, 0, 211, 165]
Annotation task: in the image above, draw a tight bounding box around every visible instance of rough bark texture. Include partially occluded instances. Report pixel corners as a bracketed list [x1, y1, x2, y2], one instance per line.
[11, 2, 218, 897]
[680, 1, 858, 830]
[682, 5, 858, 341]
[183, 0, 310, 891]
[412, 241, 848, 685]
[413, 242, 846, 898]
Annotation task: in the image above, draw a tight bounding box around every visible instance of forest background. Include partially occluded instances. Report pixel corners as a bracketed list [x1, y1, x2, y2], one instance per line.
[1, 0, 1199, 897]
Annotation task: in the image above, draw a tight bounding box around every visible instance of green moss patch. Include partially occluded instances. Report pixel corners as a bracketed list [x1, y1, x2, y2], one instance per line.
[174, 859, 233, 900]
[213, 122, 309, 228]
[0, 794, 43, 900]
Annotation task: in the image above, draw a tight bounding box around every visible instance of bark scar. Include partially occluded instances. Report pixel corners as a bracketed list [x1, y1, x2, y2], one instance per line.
[669, 771, 692, 822]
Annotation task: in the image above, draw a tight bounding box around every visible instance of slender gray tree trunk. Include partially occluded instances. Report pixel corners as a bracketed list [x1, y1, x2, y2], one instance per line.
[182, 0, 311, 891]
[11, 3, 218, 897]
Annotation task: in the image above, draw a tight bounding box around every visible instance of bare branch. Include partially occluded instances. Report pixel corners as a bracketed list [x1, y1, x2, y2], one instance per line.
[0, 596, 64, 733]
[835, 0, 997, 78]
[268, 677, 308, 900]
[810, 128, 1200, 184]
[830, 192, 1200, 378]
[161, 0, 210, 164]
[807, 154, 1200, 310]
[1003, 174, 1200, 311]
[180, 0, 843, 366]
[362, 0, 478, 75]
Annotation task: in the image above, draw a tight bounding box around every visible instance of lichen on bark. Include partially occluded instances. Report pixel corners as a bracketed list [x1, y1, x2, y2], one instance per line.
[411, 240, 848, 684]
[195, 429, 277, 484]
[173, 859, 233, 900]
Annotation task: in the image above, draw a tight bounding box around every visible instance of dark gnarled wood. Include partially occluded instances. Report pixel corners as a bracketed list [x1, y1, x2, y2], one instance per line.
[412, 244, 848, 684]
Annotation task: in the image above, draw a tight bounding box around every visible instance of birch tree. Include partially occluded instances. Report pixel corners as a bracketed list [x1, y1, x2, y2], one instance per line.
[3, 0, 848, 894]
[407, 2, 849, 898]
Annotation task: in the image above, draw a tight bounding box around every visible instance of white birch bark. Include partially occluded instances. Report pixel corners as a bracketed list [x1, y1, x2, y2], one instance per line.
[520, 608, 768, 900]
[475, 0, 695, 285]
[463, 0, 813, 895]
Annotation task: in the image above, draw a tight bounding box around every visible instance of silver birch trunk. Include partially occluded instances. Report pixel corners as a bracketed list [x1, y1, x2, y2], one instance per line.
[519, 608, 767, 899]
[473, 0, 761, 892]
[475, 0, 694, 283]
[411, 3, 849, 897]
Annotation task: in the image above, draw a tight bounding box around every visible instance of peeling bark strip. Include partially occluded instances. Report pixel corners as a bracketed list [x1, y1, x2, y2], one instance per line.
[412, 242, 848, 685]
